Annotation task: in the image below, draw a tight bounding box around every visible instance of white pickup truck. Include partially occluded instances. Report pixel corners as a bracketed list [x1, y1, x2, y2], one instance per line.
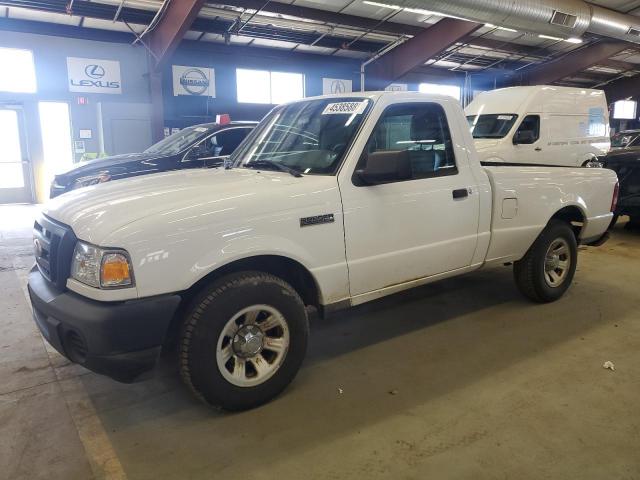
[28, 92, 618, 411]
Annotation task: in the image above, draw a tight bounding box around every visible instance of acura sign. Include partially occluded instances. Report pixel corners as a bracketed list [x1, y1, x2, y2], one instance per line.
[67, 57, 122, 94]
[322, 78, 353, 95]
[172, 65, 216, 97]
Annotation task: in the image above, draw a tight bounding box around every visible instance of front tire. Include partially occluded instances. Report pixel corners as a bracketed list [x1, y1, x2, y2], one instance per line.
[179, 271, 309, 411]
[514, 220, 578, 303]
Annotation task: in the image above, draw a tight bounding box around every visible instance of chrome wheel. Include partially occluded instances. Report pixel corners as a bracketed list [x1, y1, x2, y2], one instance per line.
[544, 238, 571, 288]
[216, 305, 290, 388]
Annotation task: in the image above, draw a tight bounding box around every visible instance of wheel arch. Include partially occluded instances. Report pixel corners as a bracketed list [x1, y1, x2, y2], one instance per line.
[549, 205, 586, 240]
[164, 255, 322, 348]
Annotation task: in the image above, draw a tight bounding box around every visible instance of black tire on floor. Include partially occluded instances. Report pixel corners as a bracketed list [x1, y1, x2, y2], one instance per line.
[625, 216, 640, 230]
[513, 220, 578, 303]
[179, 271, 309, 411]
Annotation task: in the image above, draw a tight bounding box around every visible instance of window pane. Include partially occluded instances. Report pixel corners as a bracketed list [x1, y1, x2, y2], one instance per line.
[212, 128, 250, 156]
[237, 69, 271, 104]
[234, 98, 370, 175]
[270, 72, 304, 104]
[0, 110, 24, 188]
[517, 115, 540, 141]
[0, 163, 24, 189]
[39, 102, 74, 191]
[0, 48, 37, 93]
[366, 103, 457, 180]
[418, 83, 461, 101]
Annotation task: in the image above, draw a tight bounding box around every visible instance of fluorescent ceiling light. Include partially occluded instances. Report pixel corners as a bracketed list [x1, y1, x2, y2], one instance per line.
[539, 34, 583, 44]
[485, 23, 518, 33]
[404, 7, 439, 15]
[539, 34, 563, 41]
[362, 1, 401, 10]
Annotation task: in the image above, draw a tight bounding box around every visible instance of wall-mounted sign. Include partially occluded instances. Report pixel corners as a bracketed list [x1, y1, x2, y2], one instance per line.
[172, 66, 216, 97]
[323, 78, 353, 95]
[385, 83, 408, 92]
[67, 57, 122, 94]
[79, 129, 92, 139]
[74, 140, 86, 154]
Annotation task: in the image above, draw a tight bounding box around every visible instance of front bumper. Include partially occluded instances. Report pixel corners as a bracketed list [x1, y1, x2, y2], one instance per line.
[28, 267, 181, 382]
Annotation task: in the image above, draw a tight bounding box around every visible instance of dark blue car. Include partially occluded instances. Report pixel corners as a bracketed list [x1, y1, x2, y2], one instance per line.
[50, 121, 257, 198]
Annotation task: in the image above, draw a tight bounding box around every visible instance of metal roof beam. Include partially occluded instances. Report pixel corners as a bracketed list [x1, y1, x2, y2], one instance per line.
[364, 18, 482, 91]
[147, 0, 206, 68]
[603, 74, 640, 102]
[516, 40, 631, 85]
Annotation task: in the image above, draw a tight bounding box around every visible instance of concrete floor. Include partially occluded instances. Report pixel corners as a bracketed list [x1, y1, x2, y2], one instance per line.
[1, 204, 639, 480]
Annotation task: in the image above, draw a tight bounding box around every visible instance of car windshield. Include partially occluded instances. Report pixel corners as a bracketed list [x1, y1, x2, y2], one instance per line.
[144, 125, 213, 155]
[611, 132, 640, 148]
[231, 98, 371, 175]
[467, 114, 518, 139]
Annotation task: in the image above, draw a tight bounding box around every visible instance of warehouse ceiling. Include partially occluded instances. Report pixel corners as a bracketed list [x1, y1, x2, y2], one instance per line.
[2, 0, 640, 92]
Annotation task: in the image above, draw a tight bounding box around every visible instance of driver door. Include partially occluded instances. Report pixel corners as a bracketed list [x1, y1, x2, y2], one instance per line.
[512, 115, 542, 164]
[339, 101, 480, 298]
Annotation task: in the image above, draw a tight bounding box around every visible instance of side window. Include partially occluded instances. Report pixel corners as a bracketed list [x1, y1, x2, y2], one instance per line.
[515, 115, 540, 143]
[361, 103, 457, 181]
[205, 128, 252, 157]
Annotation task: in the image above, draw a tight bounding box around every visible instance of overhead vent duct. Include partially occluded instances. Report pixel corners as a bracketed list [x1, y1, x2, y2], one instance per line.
[388, 0, 640, 45]
[550, 11, 578, 28]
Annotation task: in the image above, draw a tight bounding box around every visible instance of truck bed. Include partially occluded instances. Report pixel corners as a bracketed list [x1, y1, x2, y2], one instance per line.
[482, 165, 617, 264]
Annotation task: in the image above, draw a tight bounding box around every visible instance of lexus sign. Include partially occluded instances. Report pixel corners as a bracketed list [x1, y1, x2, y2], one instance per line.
[172, 65, 216, 97]
[67, 57, 122, 94]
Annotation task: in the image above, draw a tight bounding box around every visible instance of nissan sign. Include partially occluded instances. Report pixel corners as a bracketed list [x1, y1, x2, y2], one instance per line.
[67, 57, 122, 94]
[173, 65, 216, 97]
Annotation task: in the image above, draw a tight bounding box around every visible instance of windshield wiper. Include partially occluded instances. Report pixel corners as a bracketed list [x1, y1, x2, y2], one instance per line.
[244, 159, 303, 177]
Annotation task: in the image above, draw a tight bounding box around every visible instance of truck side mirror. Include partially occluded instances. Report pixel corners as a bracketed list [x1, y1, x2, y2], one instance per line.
[356, 150, 412, 185]
[513, 130, 536, 145]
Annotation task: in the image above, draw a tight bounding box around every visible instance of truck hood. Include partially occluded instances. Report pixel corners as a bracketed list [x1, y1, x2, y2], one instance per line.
[43, 167, 300, 244]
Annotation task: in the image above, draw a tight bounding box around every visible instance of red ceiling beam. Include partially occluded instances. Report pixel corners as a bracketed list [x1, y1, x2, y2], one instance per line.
[364, 18, 482, 91]
[603, 74, 640, 103]
[517, 41, 631, 85]
[148, 0, 206, 68]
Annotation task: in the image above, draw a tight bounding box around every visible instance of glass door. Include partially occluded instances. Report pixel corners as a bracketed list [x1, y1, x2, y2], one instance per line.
[0, 107, 32, 204]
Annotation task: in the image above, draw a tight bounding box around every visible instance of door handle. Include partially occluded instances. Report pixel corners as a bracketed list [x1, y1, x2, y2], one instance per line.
[452, 188, 469, 199]
[535, 147, 542, 152]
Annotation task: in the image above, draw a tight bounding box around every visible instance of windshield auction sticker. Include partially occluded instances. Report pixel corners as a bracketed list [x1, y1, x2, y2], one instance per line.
[322, 101, 367, 115]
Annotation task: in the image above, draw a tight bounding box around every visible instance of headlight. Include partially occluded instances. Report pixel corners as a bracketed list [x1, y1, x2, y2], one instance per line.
[73, 172, 111, 190]
[71, 241, 134, 289]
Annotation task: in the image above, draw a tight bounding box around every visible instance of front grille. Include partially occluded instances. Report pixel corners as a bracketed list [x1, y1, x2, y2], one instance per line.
[33, 214, 77, 290]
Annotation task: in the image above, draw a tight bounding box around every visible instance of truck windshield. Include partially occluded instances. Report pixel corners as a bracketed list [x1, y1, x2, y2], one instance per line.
[467, 114, 518, 139]
[144, 125, 212, 155]
[231, 98, 371, 175]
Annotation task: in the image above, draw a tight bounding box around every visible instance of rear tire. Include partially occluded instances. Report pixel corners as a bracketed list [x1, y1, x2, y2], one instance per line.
[179, 271, 309, 411]
[514, 220, 578, 303]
